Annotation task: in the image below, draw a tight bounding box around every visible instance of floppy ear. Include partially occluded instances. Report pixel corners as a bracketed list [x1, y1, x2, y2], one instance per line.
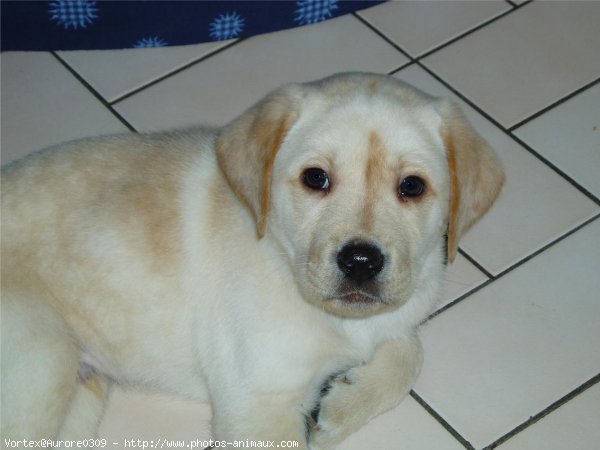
[216, 86, 303, 238]
[437, 100, 505, 262]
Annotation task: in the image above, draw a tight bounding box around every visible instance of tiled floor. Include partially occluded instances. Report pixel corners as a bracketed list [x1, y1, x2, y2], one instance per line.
[2, 1, 599, 449]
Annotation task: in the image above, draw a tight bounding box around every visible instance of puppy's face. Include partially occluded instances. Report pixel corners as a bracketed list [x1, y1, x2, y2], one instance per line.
[217, 73, 504, 319]
[270, 96, 450, 317]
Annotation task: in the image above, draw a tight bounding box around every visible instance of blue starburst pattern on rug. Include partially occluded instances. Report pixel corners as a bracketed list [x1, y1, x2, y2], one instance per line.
[133, 37, 168, 48]
[295, 0, 339, 25]
[49, 0, 99, 30]
[209, 12, 245, 41]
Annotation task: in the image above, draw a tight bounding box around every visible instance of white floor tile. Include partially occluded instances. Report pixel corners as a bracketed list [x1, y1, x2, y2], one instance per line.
[514, 84, 600, 200]
[414, 219, 600, 448]
[497, 382, 600, 450]
[113, 15, 407, 131]
[358, 1, 509, 57]
[422, 2, 600, 127]
[58, 41, 232, 103]
[0, 52, 128, 166]
[395, 65, 599, 275]
[339, 396, 464, 450]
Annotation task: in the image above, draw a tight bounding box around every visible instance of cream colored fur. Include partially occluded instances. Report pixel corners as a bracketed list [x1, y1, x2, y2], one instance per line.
[1, 73, 504, 449]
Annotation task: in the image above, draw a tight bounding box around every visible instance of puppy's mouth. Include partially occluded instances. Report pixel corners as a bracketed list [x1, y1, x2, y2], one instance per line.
[322, 289, 393, 318]
[303, 278, 397, 317]
[337, 291, 380, 304]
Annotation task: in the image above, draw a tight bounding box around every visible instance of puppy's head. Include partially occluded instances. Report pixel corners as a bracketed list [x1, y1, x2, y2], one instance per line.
[217, 73, 504, 318]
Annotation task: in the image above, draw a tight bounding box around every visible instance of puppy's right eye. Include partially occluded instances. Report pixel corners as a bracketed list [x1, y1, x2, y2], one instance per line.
[302, 168, 330, 191]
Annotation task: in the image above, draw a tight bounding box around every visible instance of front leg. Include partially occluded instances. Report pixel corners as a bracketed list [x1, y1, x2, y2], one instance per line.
[308, 334, 423, 449]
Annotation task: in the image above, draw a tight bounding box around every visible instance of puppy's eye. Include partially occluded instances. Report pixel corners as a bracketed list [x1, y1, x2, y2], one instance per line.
[302, 168, 330, 191]
[399, 176, 425, 198]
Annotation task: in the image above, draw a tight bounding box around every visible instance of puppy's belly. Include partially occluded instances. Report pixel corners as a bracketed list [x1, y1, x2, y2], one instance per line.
[73, 318, 210, 401]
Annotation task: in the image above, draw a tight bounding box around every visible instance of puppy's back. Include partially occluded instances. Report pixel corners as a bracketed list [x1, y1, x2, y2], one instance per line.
[1, 130, 205, 294]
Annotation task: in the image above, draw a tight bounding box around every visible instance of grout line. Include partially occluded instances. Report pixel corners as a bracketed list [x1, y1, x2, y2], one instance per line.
[357, 0, 529, 64]
[505, 0, 534, 9]
[508, 77, 600, 132]
[509, 132, 600, 206]
[416, 61, 509, 129]
[51, 51, 137, 132]
[110, 39, 243, 105]
[415, 5, 521, 62]
[352, 12, 414, 61]
[415, 62, 600, 207]
[355, 0, 528, 65]
[457, 248, 494, 279]
[387, 61, 415, 76]
[410, 391, 476, 450]
[425, 212, 600, 323]
[425, 278, 492, 322]
[482, 372, 600, 449]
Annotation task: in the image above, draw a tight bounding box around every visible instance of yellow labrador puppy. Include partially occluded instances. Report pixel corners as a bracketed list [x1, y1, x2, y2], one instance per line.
[1, 73, 504, 448]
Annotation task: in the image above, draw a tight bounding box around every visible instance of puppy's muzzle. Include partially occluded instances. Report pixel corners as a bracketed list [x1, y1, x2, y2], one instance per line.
[337, 241, 384, 285]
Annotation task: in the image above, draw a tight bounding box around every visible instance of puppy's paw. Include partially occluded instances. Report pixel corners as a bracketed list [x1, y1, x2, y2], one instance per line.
[306, 339, 423, 449]
[307, 366, 370, 449]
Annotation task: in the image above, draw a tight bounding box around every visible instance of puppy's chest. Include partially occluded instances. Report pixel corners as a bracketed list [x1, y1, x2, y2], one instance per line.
[240, 315, 377, 389]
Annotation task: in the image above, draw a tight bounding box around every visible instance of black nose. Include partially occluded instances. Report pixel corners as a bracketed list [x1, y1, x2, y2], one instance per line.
[337, 242, 384, 284]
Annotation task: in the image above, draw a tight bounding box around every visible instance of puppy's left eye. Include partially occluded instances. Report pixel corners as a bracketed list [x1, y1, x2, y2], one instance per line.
[399, 176, 426, 198]
[302, 168, 330, 191]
